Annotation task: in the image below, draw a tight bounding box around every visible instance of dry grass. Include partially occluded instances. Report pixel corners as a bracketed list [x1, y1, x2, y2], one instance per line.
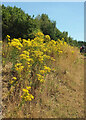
[2, 43, 84, 118]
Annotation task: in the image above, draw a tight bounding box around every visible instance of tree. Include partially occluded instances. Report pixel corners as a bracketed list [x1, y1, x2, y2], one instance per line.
[2, 4, 38, 40]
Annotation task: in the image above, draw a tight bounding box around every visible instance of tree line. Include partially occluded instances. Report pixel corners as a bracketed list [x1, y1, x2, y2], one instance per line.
[2, 4, 85, 47]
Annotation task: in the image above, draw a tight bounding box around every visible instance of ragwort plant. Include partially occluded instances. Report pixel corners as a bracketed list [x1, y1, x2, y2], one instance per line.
[6, 32, 74, 106]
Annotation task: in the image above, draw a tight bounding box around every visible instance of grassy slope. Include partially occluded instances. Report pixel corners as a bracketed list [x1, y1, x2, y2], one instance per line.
[28, 47, 84, 118]
[2, 43, 84, 118]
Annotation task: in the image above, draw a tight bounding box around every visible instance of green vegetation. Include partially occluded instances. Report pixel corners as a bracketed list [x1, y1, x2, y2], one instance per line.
[2, 4, 85, 47]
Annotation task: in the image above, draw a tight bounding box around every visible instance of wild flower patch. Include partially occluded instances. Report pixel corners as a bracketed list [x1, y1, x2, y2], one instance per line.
[3, 32, 75, 105]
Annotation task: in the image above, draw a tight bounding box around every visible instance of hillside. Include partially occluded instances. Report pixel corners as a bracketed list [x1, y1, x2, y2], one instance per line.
[2, 33, 84, 118]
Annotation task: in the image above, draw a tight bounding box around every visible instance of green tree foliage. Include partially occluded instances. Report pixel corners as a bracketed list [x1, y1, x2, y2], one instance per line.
[35, 14, 79, 47]
[35, 14, 57, 40]
[2, 4, 37, 39]
[2, 4, 83, 47]
[78, 41, 86, 47]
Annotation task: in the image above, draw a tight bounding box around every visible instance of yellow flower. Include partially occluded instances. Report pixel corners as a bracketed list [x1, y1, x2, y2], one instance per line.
[12, 77, 17, 80]
[43, 55, 50, 59]
[35, 32, 44, 38]
[37, 74, 44, 82]
[40, 70, 45, 74]
[26, 86, 31, 90]
[59, 51, 63, 54]
[7, 35, 10, 38]
[45, 35, 50, 41]
[9, 38, 23, 50]
[51, 57, 55, 61]
[62, 38, 64, 41]
[44, 66, 51, 72]
[23, 89, 28, 93]
[10, 80, 14, 84]
[21, 87, 34, 101]
[72, 51, 74, 54]
[15, 63, 24, 72]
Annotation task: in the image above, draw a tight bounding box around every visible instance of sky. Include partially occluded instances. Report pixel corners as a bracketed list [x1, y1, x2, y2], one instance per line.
[2, 2, 84, 41]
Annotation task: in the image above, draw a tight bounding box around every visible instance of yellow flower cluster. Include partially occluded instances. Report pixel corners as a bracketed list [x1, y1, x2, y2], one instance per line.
[35, 32, 44, 38]
[8, 38, 23, 50]
[37, 65, 51, 82]
[6, 35, 10, 41]
[20, 51, 30, 61]
[20, 51, 33, 69]
[43, 54, 50, 59]
[9, 77, 17, 84]
[7, 32, 73, 103]
[44, 66, 51, 72]
[21, 86, 34, 101]
[40, 70, 45, 74]
[37, 74, 44, 83]
[32, 50, 44, 63]
[22, 39, 31, 47]
[15, 63, 24, 72]
[45, 35, 51, 42]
